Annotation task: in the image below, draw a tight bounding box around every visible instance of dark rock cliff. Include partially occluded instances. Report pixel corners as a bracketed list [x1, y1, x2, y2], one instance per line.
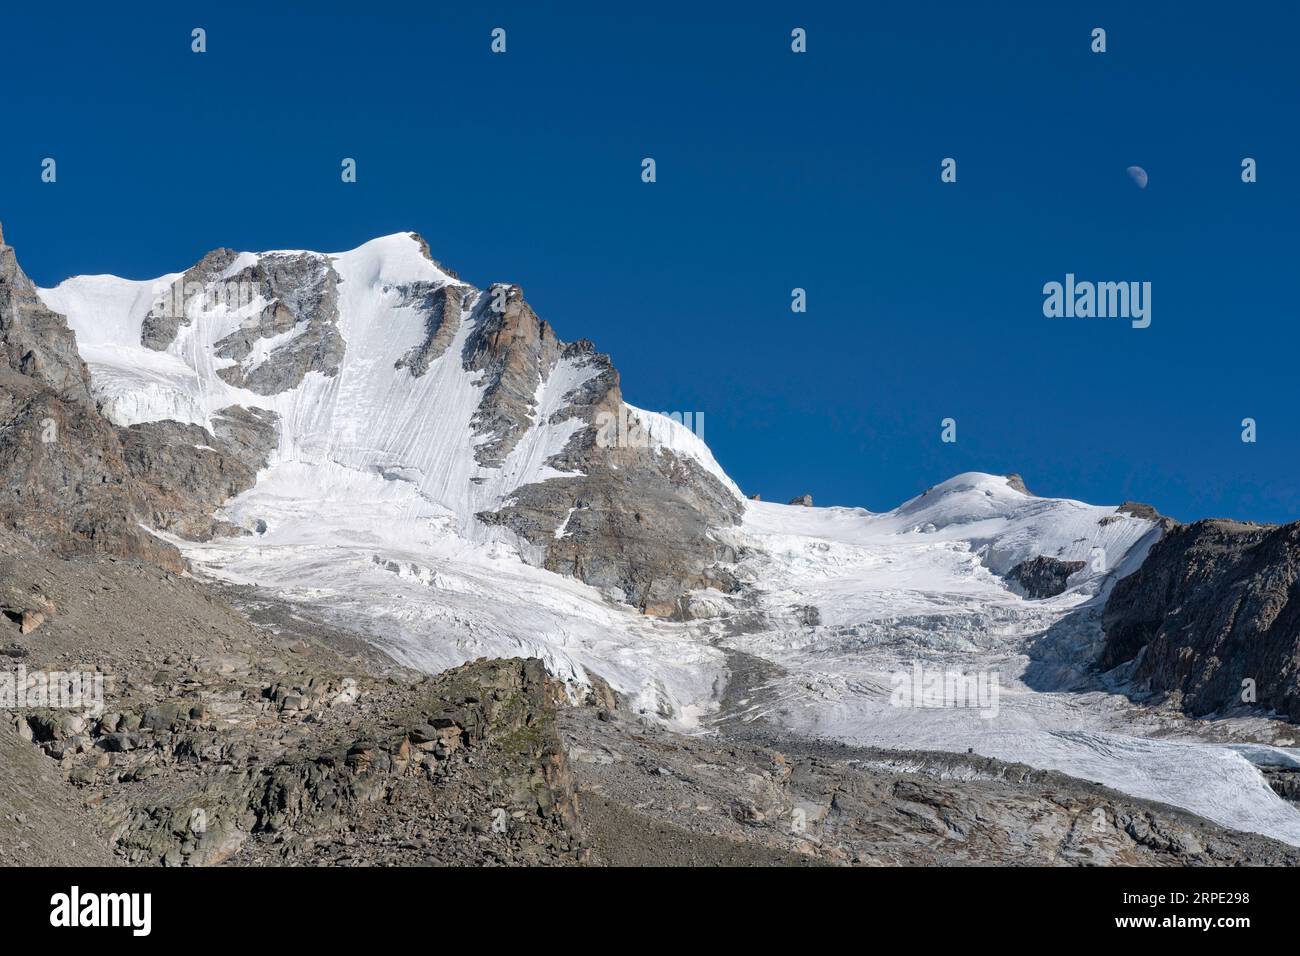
[1101, 518, 1300, 721]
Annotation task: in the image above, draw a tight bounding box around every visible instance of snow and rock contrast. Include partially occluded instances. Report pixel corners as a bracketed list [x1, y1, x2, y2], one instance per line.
[41, 233, 742, 617]
[713, 475, 1300, 846]
[14, 228, 1300, 852]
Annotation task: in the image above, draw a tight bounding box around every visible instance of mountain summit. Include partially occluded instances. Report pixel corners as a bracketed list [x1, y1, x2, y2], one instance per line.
[40, 232, 741, 615]
[1, 229, 1296, 848]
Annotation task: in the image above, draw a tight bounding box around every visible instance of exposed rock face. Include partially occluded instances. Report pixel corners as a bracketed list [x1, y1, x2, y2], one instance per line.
[0, 373, 182, 570]
[788, 494, 813, 507]
[1264, 768, 1300, 805]
[486, 454, 742, 617]
[1116, 500, 1176, 529]
[0, 230, 276, 567]
[1005, 473, 1033, 495]
[462, 284, 563, 468]
[1006, 555, 1085, 599]
[372, 276, 746, 614]
[390, 272, 744, 615]
[395, 283, 464, 376]
[140, 248, 240, 350]
[212, 253, 345, 394]
[1101, 519, 1300, 721]
[142, 247, 346, 394]
[0, 227, 182, 569]
[120, 406, 279, 539]
[0, 229, 93, 406]
[473, 330, 743, 616]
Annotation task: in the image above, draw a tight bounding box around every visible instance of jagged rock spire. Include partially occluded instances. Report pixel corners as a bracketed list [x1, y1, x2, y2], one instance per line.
[0, 227, 93, 404]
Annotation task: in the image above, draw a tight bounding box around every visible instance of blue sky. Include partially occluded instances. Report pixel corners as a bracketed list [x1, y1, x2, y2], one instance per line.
[4, 1, 1297, 521]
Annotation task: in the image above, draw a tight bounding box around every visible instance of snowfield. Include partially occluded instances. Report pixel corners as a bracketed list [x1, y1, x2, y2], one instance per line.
[39, 235, 1300, 847]
[720, 476, 1300, 846]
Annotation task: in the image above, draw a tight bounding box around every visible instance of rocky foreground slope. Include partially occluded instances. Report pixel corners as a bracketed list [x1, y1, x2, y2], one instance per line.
[4, 222, 1300, 863]
[4, 530, 1297, 867]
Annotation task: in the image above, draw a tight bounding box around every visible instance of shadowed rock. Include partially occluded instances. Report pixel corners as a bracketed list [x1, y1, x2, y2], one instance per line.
[0, 225, 93, 405]
[462, 284, 563, 468]
[0, 227, 182, 569]
[1101, 518, 1300, 721]
[1006, 555, 1085, 599]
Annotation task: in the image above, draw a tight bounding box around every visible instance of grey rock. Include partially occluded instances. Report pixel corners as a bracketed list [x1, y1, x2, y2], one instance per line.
[394, 283, 464, 376]
[1116, 500, 1176, 529]
[1005, 474, 1033, 496]
[120, 405, 278, 539]
[140, 248, 240, 351]
[212, 253, 345, 394]
[0, 232, 183, 570]
[0, 224, 94, 406]
[1006, 556, 1086, 599]
[461, 284, 562, 468]
[1101, 519, 1300, 720]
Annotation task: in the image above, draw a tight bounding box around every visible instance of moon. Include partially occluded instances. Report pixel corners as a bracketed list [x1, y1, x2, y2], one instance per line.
[1126, 165, 1149, 189]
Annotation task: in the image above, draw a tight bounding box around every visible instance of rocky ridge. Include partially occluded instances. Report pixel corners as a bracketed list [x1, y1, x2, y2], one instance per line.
[0, 224, 278, 568]
[1101, 518, 1300, 721]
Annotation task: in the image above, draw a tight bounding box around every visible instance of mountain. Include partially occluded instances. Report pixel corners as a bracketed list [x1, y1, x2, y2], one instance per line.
[1102, 518, 1300, 721]
[4, 223, 1300, 857]
[39, 233, 741, 616]
[0, 226, 181, 569]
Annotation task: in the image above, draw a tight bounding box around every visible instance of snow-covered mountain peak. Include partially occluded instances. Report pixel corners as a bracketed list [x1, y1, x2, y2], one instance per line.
[329, 231, 463, 289]
[38, 232, 744, 613]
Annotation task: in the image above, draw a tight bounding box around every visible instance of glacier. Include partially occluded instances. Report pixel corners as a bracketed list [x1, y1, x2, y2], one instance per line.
[39, 233, 1300, 847]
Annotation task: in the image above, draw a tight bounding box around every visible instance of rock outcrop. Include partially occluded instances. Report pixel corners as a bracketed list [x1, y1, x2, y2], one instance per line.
[473, 327, 743, 615]
[212, 253, 345, 394]
[1101, 519, 1300, 721]
[1004, 474, 1032, 495]
[0, 227, 276, 567]
[462, 284, 563, 468]
[0, 225, 182, 569]
[395, 282, 465, 376]
[1116, 500, 1176, 528]
[140, 248, 240, 350]
[120, 405, 279, 539]
[1006, 555, 1085, 599]
[0, 228, 93, 406]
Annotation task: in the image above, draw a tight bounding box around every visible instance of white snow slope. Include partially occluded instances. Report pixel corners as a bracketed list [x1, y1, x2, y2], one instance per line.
[39, 235, 1300, 847]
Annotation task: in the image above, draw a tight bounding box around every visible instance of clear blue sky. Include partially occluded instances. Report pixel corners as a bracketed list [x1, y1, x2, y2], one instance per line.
[4, 1, 1297, 522]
